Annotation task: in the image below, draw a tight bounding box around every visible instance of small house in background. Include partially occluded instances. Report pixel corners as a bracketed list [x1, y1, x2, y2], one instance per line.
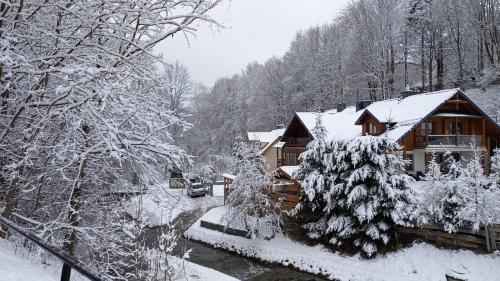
[247, 127, 286, 171]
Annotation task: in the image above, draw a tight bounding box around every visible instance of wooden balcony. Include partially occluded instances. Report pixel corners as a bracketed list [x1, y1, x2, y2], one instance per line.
[418, 135, 484, 147]
[285, 138, 310, 147]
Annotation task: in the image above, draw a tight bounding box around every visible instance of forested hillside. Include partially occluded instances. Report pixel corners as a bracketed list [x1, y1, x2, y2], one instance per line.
[184, 0, 500, 159]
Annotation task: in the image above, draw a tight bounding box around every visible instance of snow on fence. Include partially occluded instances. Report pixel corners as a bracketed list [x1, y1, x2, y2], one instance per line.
[398, 222, 500, 252]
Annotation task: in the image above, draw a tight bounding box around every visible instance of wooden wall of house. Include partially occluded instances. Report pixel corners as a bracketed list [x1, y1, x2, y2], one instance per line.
[358, 113, 385, 135]
[281, 116, 313, 166]
[264, 146, 279, 171]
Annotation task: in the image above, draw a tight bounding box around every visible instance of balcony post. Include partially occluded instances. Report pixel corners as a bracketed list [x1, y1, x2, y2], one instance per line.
[426, 119, 429, 144]
[455, 117, 458, 146]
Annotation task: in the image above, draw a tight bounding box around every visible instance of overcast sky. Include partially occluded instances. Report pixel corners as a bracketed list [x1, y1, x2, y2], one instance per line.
[154, 0, 350, 87]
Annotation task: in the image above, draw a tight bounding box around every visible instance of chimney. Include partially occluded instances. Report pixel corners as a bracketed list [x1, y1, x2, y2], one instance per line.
[337, 102, 347, 112]
[400, 89, 421, 99]
[355, 100, 372, 111]
[276, 124, 284, 129]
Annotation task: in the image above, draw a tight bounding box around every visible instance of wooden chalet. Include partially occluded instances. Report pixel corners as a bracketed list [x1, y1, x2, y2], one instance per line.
[268, 88, 500, 207]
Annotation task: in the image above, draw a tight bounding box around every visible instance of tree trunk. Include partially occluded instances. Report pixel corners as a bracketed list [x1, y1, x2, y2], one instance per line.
[389, 43, 395, 98]
[421, 31, 426, 92]
[0, 176, 21, 238]
[404, 27, 409, 90]
[63, 157, 87, 255]
[63, 125, 90, 255]
[436, 38, 445, 90]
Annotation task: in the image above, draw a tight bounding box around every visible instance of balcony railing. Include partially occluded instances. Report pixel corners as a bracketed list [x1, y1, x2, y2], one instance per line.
[286, 138, 310, 147]
[427, 135, 484, 146]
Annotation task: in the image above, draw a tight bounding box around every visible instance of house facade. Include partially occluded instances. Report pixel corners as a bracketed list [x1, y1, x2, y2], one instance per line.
[278, 89, 500, 175]
[247, 128, 285, 172]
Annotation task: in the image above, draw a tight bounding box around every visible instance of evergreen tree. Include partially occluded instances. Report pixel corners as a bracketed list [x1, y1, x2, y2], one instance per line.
[422, 152, 445, 221]
[299, 135, 417, 257]
[292, 113, 331, 237]
[440, 153, 465, 233]
[461, 148, 496, 231]
[491, 149, 500, 188]
[223, 137, 281, 239]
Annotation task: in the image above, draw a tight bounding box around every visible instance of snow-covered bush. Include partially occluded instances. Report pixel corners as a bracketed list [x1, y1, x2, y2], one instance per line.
[420, 148, 500, 233]
[296, 135, 418, 257]
[223, 137, 281, 239]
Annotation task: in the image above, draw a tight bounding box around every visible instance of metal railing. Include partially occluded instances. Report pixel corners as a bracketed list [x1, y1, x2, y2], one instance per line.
[0, 215, 103, 281]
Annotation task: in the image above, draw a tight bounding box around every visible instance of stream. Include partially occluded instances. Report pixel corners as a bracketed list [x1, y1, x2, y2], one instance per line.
[143, 207, 327, 281]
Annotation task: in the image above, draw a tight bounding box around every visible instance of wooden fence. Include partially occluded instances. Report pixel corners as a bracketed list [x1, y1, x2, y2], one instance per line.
[398, 222, 500, 252]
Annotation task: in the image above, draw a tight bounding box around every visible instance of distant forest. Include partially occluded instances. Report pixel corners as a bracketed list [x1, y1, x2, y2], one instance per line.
[180, 0, 500, 161]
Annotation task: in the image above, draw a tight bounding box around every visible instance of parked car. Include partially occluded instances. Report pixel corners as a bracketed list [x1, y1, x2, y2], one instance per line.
[187, 178, 205, 197]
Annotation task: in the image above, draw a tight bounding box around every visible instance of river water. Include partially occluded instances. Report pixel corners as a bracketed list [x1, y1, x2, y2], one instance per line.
[143, 208, 327, 281]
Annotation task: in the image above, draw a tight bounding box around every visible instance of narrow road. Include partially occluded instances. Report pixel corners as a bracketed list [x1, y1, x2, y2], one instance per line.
[144, 207, 327, 281]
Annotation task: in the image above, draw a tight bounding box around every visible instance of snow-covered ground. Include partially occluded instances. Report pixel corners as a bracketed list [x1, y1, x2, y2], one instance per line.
[213, 184, 224, 197]
[0, 238, 238, 281]
[0, 238, 89, 281]
[126, 182, 223, 227]
[185, 206, 500, 281]
[168, 256, 238, 281]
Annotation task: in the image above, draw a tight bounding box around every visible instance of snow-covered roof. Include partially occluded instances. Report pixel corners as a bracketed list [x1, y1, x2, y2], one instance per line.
[247, 128, 285, 144]
[295, 106, 364, 140]
[248, 128, 286, 154]
[278, 166, 300, 178]
[222, 173, 236, 180]
[362, 88, 460, 140]
[293, 88, 467, 142]
[273, 141, 286, 149]
[362, 88, 459, 124]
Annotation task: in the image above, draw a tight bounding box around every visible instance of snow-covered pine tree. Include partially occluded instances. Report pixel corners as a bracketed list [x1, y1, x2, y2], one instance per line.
[325, 136, 417, 257]
[491, 148, 500, 188]
[440, 153, 465, 233]
[223, 137, 281, 239]
[292, 112, 331, 237]
[422, 152, 445, 222]
[461, 147, 496, 231]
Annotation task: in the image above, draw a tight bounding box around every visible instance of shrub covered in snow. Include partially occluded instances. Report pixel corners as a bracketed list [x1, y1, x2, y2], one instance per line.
[223, 137, 281, 239]
[295, 135, 419, 257]
[419, 148, 500, 233]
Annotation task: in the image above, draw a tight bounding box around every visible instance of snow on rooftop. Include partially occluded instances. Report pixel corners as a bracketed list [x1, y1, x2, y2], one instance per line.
[364, 88, 459, 124]
[296, 89, 461, 142]
[222, 173, 236, 180]
[296, 106, 363, 140]
[278, 165, 300, 178]
[248, 128, 286, 144]
[273, 141, 286, 149]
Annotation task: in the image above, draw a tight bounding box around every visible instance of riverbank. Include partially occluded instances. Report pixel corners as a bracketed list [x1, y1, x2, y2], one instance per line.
[185, 206, 500, 281]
